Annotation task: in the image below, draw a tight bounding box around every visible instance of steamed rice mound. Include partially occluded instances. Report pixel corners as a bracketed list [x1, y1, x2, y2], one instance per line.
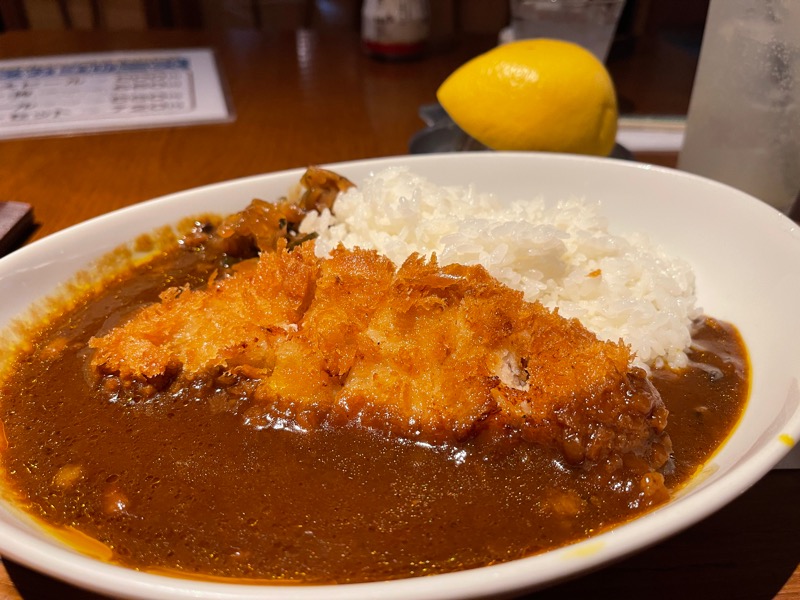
[299, 167, 700, 368]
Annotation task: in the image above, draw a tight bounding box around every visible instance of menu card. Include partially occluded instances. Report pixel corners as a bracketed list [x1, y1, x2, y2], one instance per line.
[0, 48, 233, 140]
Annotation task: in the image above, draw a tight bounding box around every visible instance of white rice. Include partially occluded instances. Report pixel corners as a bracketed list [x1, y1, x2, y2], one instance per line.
[299, 167, 700, 368]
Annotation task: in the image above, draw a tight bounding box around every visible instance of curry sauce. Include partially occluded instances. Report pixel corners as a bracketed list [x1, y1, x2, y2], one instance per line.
[0, 237, 748, 583]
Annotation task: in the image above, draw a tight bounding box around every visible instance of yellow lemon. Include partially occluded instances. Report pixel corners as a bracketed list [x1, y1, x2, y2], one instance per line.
[436, 39, 618, 156]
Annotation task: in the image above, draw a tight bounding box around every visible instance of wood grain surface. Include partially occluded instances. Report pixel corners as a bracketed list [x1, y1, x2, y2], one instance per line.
[0, 28, 797, 600]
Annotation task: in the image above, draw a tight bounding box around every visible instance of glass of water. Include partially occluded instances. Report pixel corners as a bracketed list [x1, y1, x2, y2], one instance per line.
[509, 0, 626, 62]
[678, 0, 800, 213]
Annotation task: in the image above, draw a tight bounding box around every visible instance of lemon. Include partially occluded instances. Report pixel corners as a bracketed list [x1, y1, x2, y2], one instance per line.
[436, 39, 618, 156]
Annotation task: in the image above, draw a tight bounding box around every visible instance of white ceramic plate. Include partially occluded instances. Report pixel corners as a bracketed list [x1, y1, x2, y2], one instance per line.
[1, 152, 799, 600]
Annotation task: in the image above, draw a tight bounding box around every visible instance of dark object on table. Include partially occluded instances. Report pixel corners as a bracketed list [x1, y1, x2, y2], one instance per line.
[788, 190, 800, 224]
[409, 103, 633, 160]
[408, 103, 487, 153]
[0, 201, 35, 258]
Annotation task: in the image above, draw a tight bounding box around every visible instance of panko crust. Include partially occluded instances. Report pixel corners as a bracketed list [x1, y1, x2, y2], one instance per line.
[89, 241, 670, 468]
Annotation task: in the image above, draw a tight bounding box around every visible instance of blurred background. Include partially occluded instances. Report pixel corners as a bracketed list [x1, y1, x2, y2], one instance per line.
[0, 0, 707, 114]
[0, 1, 707, 54]
[0, 0, 707, 38]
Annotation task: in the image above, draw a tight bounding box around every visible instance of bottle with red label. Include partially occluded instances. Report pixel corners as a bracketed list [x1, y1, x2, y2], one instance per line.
[361, 0, 431, 60]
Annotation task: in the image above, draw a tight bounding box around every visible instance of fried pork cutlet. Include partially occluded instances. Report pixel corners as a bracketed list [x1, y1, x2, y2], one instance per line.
[89, 241, 670, 470]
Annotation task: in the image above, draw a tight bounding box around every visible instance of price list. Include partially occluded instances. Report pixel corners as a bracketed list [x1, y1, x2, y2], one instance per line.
[0, 49, 231, 139]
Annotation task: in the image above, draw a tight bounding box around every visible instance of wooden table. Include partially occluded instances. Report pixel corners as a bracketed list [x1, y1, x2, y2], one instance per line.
[0, 29, 798, 600]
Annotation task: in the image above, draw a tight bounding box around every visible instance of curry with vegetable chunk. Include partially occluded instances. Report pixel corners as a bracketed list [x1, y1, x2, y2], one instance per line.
[0, 168, 748, 584]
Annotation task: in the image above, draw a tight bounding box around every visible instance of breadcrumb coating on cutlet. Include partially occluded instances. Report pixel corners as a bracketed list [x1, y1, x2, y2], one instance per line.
[90, 240, 320, 380]
[89, 240, 669, 465]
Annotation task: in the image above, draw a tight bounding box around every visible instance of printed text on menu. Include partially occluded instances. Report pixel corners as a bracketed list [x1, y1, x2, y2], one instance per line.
[0, 57, 196, 127]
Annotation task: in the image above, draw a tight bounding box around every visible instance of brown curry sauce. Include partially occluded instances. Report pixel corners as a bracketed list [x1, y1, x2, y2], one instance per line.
[0, 224, 748, 584]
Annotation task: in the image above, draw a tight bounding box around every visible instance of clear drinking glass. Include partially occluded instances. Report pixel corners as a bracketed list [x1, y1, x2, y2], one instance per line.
[509, 0, 626, 62]
[678, 0, 800, 213]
